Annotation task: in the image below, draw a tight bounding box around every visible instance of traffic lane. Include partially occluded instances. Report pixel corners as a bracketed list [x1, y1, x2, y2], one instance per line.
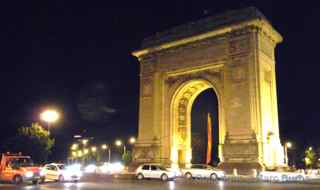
[1, 180, 320, 190]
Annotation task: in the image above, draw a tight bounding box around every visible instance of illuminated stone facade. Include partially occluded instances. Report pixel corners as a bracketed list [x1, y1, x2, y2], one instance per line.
[132, 7, 285, 172]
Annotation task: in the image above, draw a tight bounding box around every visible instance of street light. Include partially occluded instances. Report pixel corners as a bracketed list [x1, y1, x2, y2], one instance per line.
[129, 137, 136, 144]
[72, 151, 77, 157]
[71, 144, 78, 150]
[101, 144, 111, 163]
[82, 139, 89, 146]
[286, 142, 292, 149]
[115, 140, 126, 154]
[77, 150, 83, 157]
[40, 109, 59, 133]
[115, 140, 122, 146]
[91, 146, 97, 153]
[101, 144, 108, 150]
[284, 141, 292, 166]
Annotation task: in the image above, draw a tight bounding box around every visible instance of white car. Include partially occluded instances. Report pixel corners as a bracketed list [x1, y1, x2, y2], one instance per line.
[181, 164, 225, 180]
[135, 164, 176, 181]
[41, 163, 82, 182]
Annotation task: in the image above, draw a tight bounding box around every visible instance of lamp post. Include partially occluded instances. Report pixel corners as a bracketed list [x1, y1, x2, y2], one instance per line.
[115, 140, 126, 154]
[284, 142, 292, 166]
[101, 144, 111, 163]
[40, 109, 59, 134]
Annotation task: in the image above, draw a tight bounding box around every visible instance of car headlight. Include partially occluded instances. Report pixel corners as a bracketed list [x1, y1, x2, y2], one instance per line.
[40, 170, 45, 176]
[25, 171, 34, 178]
[218, 171, 225, 177]
[78, 172, 83, 177]
[64, 170, 74, 177]
[167, 172, 175, 177]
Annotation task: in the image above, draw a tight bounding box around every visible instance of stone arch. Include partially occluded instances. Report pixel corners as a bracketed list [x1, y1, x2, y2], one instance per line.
[168, 78, 225, 167]
[132, 8, 286, 173]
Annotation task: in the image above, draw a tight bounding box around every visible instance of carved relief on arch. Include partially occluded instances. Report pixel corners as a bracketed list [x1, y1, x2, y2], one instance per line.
[259, 31, 275, 60]
[178, 98, 187, 126]
[165, 67, 223, 90]
[228, 33, 250, 56]
[201, 69, 224, 83]
[141, 63, 155, 76]
[140, 53, 157, 76]
[231, 67, 247, 82]
[229, 56, 248, 83]
[262, 61, 272, 83]
[142, 77, 153, 97]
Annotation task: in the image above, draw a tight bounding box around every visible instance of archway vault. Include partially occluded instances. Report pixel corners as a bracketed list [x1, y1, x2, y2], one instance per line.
[132, 7, 286, 173]
[169, 79, 223, 167]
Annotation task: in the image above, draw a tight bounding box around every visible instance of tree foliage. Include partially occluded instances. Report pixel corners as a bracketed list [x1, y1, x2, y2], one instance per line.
[122, 151, 132, 166]
[304, 147, 317, 168]
[3, 123, 55, 163]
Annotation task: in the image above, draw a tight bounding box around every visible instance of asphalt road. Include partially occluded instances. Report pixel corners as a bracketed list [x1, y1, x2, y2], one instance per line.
[1, 180, 320, 190]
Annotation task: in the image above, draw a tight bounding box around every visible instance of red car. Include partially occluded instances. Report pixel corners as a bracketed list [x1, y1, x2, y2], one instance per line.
[0, 153, 42, 184]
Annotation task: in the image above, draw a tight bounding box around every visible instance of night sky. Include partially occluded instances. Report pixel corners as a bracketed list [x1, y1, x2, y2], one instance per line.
[1, 1, 320, 159]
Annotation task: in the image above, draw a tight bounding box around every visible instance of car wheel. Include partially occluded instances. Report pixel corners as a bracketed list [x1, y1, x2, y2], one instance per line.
[32, 180, 39, 185]
[210, 173, 218, 180]
[40, 177, 46, 183]
[185, 172, 192, 179]
[13, 175, 23, 185]
[161, 174, 168, 181]
[137, 173, 144, 180]
[58, 175, 64, 182]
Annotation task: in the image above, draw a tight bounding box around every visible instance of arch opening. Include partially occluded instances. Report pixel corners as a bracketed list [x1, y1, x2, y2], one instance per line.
[191, 88, 219, 166]
[170, 79, 221, 168]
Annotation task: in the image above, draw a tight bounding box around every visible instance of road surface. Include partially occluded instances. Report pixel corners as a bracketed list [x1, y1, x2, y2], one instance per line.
[1, 179, 320, 190]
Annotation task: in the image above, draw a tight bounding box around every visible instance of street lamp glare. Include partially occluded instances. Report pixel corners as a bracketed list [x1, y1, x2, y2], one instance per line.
[101, 144, 108, 150]
[115, 140, 122, 146]
[82, 139, 88, 145]
[40, 110, 59, 123]
[286, 142, 292, 148]
[129, 137, 136, 144]
[77, 150, 83, 157]
[91, 146, 97, 152]
[71, 144, 78, 150]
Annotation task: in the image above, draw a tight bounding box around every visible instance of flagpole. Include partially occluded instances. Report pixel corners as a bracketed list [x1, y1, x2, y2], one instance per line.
[206, 112, 212, 164]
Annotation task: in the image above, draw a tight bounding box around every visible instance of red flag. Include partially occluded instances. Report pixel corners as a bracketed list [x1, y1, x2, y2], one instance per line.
[206, 113, 212, 164]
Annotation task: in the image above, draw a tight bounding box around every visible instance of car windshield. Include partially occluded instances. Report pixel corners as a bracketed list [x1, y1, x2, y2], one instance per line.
[10, 158, 34, 167]
[57, 165, 65, 170]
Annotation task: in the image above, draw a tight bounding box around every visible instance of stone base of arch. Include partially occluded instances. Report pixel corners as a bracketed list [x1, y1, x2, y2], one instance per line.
[131, 142, 264, 176]
[218, 134, 263, 175]
[218, 162, 263, 176]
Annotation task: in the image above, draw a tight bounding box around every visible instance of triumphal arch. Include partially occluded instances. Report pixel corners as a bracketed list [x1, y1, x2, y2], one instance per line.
[132, 7, 285, 172]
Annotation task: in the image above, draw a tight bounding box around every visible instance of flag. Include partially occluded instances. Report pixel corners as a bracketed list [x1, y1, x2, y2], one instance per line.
[206, 113, 212, 164]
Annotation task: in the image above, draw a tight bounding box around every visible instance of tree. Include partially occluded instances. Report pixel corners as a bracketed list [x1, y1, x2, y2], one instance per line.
[3, 123, 55, 163]
[122, 151, 132, 166]
[304, 147, 316, 168]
